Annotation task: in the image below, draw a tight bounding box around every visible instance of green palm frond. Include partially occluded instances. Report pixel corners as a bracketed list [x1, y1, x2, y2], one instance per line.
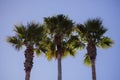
[76, 24, 88, 42]
[7, 36, 23, 50]
[67, 35, 85, 50]
[85, 18, 103, 32]
[68, 48, 77, 56]
[84, 53, 91, 66]
[77, 24, 86, 35]
[34, 48, 41, 57]
[84, 18, 108, 41]
[46, 49, 55, 60]
[44, 14, 74, 37]
[25, 23, 39, 42]
[14, 24, 26, 39]
[62, 41, 78, 57]
[97, 37, 114, 49]
[44, 38, 57, 60]
[34, 41, 47, 57]
[61, 47, 76, 58]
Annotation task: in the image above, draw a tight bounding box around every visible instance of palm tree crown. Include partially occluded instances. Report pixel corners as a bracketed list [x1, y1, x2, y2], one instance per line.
[44, 14, 82, 59]
[7, 22, 46, 53]
[77, 18, 113, 50]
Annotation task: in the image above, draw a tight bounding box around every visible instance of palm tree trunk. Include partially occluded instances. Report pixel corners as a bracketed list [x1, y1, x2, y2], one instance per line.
[58, 53, 62, 80]
[91, 59, 96, 80]
[56, 34, 62, 80]
[24, 45, 34, 80]
[25, 70, 30, 80]
[87, 41, 97, 80]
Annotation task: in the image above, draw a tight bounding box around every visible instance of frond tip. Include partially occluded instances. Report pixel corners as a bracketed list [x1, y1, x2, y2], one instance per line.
[6, 36, 23, 50]
[98, 37, 114, 49]
[45, 49, 53, 61]
[84, 53, 91, 66]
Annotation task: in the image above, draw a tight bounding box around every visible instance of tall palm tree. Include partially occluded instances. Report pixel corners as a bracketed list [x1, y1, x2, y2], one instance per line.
[44, 14, 84, 80]
[7, 22, 46, 80]
[77, 18, 113, 80]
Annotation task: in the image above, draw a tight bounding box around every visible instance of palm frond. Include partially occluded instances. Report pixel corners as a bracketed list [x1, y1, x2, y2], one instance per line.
[84, 53, 91, 66]
[68, 35, 85, 50]
[44, 14, 74, 37]
[45, 49, 54, 61]
[6, 36, 23, 50]
[77, 24, 86, 35]
[14, 24, 26, 39]
[63, 43, 77, 57]
[84, 18, 108, 42]
[68, 48, 77, 56]
[34, 48, 41, 57]
[76, 24, 88, 42]
[97, 37, 114, 49]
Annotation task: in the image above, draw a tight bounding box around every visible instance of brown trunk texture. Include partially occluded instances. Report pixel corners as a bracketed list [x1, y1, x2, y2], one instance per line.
[25, 70, 30, 80]
[91, 59, 96, 80]
[24, 45, 34, 80]
[87, 40, 97, 80]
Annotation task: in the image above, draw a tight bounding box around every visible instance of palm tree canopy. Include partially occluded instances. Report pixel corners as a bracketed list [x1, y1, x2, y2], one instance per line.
[44, 14, 84, 60]
[77, 18, 114, 66]
[77, 18, 113, 49]
[44, 14, 74, 36]
[7, 22, 47, 56]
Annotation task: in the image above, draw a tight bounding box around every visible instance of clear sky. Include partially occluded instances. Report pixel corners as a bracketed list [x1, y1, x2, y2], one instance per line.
[0, 0, 120, 80]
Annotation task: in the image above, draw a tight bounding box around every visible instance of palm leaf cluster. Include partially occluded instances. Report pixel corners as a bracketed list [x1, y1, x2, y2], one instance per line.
[44, 15, 84, 60]
[7, 22, 47, 54]
[77, 18, 113, 65]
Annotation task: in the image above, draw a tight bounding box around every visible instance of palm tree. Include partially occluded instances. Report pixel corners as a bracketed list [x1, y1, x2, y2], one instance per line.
[44, 14, 84, 80]
[76, 18, 113, 80]
[7, 22, 46, 80]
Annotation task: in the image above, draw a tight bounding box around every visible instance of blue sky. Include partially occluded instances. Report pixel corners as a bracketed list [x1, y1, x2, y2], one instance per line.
[0, 0, 120, 80]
